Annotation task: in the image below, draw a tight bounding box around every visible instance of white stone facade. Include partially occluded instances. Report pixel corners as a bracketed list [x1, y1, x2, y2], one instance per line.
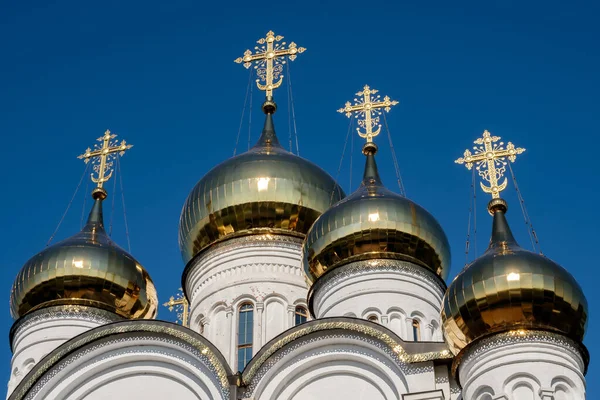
[310, 260, 446, 342]
[7, 307, 121, 397]
[184, 234, 310, 369]
[241, 326, 461, 400]
[6, 238, 590, 400]
[9, 321, 232, 400]
[458, 331, 587, 400]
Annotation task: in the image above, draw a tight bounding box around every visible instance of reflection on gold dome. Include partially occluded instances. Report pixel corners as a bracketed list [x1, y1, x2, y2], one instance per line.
[441, 200, 588, 355]
[10, 199, 158, 320]
[178, 113, 345, 263]
[303, 143, 451, 283]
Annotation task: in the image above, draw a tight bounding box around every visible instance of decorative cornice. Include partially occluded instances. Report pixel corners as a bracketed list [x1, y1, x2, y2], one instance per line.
[451, 329, 590, 385]
[308, 259, 447, 317]
[9, 320, 234, 400]
[182, 233, 303, 300]
[190, 262, 304, 302]
[241, 317, 452, 385]
[9, 305, 122, 350]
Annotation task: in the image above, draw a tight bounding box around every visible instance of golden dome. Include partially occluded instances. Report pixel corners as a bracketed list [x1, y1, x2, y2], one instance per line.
[441, 199, 588, 355]
[303, 143, 451, 283]
[178, 112, 345, 263]
[10, 198, 158, 320]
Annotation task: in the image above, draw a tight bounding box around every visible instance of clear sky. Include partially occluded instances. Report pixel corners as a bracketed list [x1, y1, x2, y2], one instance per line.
[1, 0, 598, 394]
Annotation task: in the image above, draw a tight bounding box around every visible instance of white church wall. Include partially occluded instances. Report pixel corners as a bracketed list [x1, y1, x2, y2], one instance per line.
[458, 331, 587, 400]
[13, 327, 232, 400]
[209, 304, 230, 363]
[184, 235, 309, 371]
[263, 296, 286, 344]
[7, 307, 120, 397]
[242, 330, 451, 400]
[311, 261, 445, 342]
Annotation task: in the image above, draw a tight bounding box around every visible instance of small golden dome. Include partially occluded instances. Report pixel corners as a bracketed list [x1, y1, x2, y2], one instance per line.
[441, 200, 588, 355]
[10, 199, 158, 320]
[178, 113, 345, 263]
[303, 144, 451, 283]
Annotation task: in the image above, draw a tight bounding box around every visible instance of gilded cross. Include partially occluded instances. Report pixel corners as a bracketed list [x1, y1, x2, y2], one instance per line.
[78, 130, 132, 190]
[234, 30, 305, 98]
[338, 85, 399, 143]
[455, 130, 525, 198]
[163, 288, 189, 327]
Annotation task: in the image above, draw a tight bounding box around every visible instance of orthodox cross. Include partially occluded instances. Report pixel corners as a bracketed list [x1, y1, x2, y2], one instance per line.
[455, 130, 525, 198]
[163, 288, 189, 327]
[234, 30, 305, 98]
[338, 85, 399, 143]
[78, 130, 133, 195]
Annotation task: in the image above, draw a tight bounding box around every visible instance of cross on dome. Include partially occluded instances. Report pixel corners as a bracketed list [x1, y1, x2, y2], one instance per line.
[234, 30, 306, 99]
[338, 85, 399, 143]
[77, 129, 133, 199]
[163, 288, 190, 327]
[455, 130, 525, 199]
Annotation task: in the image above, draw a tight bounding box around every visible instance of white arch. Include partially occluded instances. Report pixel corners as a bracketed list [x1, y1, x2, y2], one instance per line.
[361, 307, 383, 319]
[248, 335, 410, 400]
[503, 373, 540, 399]
[472, 385, 495, 400]
[27, 339, 229, 400]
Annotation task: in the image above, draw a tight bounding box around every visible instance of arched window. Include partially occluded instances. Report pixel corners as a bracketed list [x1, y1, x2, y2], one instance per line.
[295, 306, 308, 325]
[412, 319, 421, 341]
[237, 303, 254, 371]
[367, 314, 379, 323]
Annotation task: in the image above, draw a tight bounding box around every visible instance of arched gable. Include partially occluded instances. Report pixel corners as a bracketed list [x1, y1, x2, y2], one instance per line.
[9, 320, 234, 400]
[240, 317, 452, 400]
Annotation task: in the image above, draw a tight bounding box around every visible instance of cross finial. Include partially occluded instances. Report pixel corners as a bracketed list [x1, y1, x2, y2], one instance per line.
[455, 130, 525, 199]
[163, 288, 189, 327]
[234, 30, 305, 102]
[78, 130, 133, 199]
[338, 85, 399, 143]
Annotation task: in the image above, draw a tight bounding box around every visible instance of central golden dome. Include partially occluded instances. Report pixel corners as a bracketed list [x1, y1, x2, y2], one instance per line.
[303, 143, 451, 283]
[179, 112, 345, 263]
[11, 198, 157, 320]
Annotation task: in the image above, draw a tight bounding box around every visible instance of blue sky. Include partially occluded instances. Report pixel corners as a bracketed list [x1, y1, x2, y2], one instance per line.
[1, 0, 598, 394]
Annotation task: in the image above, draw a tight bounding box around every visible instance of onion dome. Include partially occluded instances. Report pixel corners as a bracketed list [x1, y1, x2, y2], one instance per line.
[10, 194, 158, 320]
[303, 142, 451, 284]
[178, 107, 345, 263]
[441, 198, 588, 355]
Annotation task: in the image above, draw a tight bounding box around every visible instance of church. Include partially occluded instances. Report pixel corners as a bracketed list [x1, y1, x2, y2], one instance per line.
[6, 31, 589, 400]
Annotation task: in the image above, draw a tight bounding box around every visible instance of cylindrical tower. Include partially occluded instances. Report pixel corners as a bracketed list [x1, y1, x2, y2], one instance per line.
[444, 130, 588, 398]
[8, 192, 157, 395]
[179, 104, 344, 370]
[442, 199, 588, 399]
[304, 141, 451, 342]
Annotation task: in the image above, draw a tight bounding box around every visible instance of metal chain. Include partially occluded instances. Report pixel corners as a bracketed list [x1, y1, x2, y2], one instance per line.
[382, 113, 406, 196]
[508, 162, 541, 253]
[331, 118, 354, 205]
[233, 69, 253, 156]
[116, 156, 131, 252]
[287, 62, 293, 152]
[108, 162, 118, 236]
[48, 163, 90, 246]
[473, 168, 478, 256]
[80, 168, 90, 229]
[349, 129, 354, 190]
[464, 168, 476, 265]
[247, 72, 254, 151]
[286, 61, 300, 155]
